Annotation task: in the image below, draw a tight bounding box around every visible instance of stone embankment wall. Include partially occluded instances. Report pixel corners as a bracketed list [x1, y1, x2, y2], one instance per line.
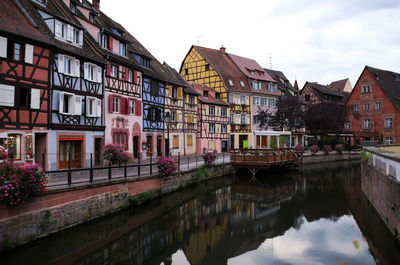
[361, 147, 400, 239]
[0, 164, 233, 251]
[302, 152, 360, 164]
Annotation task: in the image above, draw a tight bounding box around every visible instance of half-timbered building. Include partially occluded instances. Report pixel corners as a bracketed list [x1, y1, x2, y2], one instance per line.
[21, 0, 106, 169]
[190, 83, 229, 153]
[163, 63, 199, 156]
[180, 46, 252, 149]
[0, 0, 52, 167]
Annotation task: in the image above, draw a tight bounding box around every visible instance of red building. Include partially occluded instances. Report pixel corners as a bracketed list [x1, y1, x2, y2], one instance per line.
[0, 1, 52, 166]
[346, 66, 400, 145]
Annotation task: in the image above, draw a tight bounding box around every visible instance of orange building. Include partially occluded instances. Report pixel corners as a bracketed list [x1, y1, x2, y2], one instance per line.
[346, 66, 400, 145]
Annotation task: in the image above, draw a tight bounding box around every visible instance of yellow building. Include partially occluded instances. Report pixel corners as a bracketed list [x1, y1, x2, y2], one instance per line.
[180, 46, 252, 149]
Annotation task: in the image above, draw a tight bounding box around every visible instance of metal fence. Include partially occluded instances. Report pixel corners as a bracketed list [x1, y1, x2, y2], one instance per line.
[12, 152, 230, 188]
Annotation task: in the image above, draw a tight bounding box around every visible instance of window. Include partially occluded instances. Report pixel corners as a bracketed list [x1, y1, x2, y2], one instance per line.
[111, 65, 118, 78]
[187, 135, 193, 146]
[354, 104, 359, 111]
[9, 42, 22, 61]
[362, 85, 371, 93]
[70, 1, 76, 13]
[203, 90, 208, 98]
[209, 106, 215, 116]
[173, 135, 179, 149]
[215, 93, 220, 100]
[228, 79, 233, 86]
[268, 83, 271, 91]
[58, 54, 79, 77]
[269, 98, 276, 107]
[89, 13, 95, 23]
[375, 102, 381, 110]
[128, 70, 133, 82]
[209, 123, 215, 133]
[171, 87, 177, 98]
[221, 108, 227, 117]
[363, 103, 370, 110]
[305, 94, 310, 102]
[19, 87, 30, 108]
[344, 121, 350, 129]
[100, 34, 108, 49]
[119, 43, 126, 57]
[273, 84, 277, 92]
[170, 111, 176, 122]
[185, 69, 188, 75]
[86, 96, 101, 117]
[113, 132, 127, 148]
[230, 113, 234, 124]
[241, 114, 246, 124]
[129, 99, 135, 115]
[113, 96, 120, 113]
[205, 64, 210, 71]
[84, 63, 102, 82]
[261, 97, 268, 106]
[385, 118, 393, 129]
[228, 94, 233, 103]
[240, 96, 245, 104]
[59, 92, 82, 115]
[221, 124, 227, 133]
[251, 71, 255, 76]
[240, 81, 245, 87]
[253, 96, 260, 106]
[189, 95, 195, 104]
[385, 137, 393, 145]
[7, 134, 21, 160]
[0, 84, 15, 107]
[55, 20, 82, 46]
[364, 119, 370, 129]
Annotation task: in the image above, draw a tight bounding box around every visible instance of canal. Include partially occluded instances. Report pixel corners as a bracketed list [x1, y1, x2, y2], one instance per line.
[1, 161, 399, 265]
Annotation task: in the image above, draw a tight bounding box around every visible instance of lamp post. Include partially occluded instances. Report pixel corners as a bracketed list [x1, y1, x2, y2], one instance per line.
[165, 112, 170, 157]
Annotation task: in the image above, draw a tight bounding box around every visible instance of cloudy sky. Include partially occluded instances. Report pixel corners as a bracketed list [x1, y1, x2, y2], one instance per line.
[101, 0, 400, 89]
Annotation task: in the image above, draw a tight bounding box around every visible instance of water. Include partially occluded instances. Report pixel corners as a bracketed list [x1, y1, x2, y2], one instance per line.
[1, 161, 400, 265]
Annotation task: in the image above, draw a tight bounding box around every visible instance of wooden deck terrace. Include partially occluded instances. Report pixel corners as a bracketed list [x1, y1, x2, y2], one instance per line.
[230, 148, 303, 178]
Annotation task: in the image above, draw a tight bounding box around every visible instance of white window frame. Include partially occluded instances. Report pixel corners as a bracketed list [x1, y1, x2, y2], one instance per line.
[221, 124, 227, 133]
[375, 102, 380, 110]
[241, 114, 246, 124]
[0, 84, 15, 107]
[128, 70, 133, 82]
[119, 42, 126, 56]
[209, 106, 215, 116]
[364, 119, 370, 129]
[221, 107, 227, 117]
[111, 65, 118, 78]
[385, 137, 393, 145]
[364, 103, 370, 110]
[59, 92, 81, 115]
[228, 79, 233, 86]
[209, 123, 215, 133]
[253, 96, 260, 106]
[113, 96, 120, 113]
[362, 85, 371, 93]
[385, 118, 393, 129]
[354, 104, 359, 111]
[240, 96, 245, 104]
[129, 99, 135, 115]
[240, 81, 245, 87]
[344, 121, 350, 130]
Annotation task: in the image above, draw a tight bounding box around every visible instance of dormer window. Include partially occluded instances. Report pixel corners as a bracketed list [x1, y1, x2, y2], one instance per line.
[205, 64, 210, 71]
[111, 28, 122, 37]
[240, 81, 245, 87]
[70, 2, 77, 13]
[203, 91, 208, 98]
[261, 72, 265, 77]
[89, 13, 95, 23]
[215, 93, 220, 99]
[55, 20, 83, 46]
[119, 43, 126, 57]
[228, 79, 233, 86]
[251, 71, 255, 76]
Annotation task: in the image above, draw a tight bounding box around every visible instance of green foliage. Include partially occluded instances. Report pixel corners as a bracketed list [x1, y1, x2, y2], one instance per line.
[190, 165, 210, 184]
[130, 189, 162, 206]
[360, 150, 372, 161]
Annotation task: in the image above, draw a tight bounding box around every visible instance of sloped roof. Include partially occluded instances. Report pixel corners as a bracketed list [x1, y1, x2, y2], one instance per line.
[18, 0, 103, 63]
[163, 62, 199, 95]
[228, 53, 275, 82]
[190, 83, 229, 106]
[0, 0, 51, 44]
[307, 82, 343, 97]
[366, 66, 400, 112]
[193, 45, 251, 93]
[294, 80, 299, 90]
[265, 69, 296, 93]
[329, 78, 349, 93]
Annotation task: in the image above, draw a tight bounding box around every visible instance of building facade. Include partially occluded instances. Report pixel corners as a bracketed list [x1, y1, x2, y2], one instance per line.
[346, 66, 400, 145]
[191, 83, 229, 153]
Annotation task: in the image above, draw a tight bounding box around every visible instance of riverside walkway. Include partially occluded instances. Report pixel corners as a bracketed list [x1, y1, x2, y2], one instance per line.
[46, 153, 230, 189]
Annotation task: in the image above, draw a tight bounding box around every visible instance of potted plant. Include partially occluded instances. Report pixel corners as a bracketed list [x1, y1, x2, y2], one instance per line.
[203, 152, 217, 166]
[335, 144, 344, 154]
[309, 145, 319, 155]
[323, 145, 332, 155]
[157, 156, 177, 178]
[103, 144, 131, 164]
[0, 146, 8, 163]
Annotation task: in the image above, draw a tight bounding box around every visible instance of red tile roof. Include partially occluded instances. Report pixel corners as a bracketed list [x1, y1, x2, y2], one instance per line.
[228, 53, 275, 82]
[189, 83, 229, 106]
[193, 46, 251, 93]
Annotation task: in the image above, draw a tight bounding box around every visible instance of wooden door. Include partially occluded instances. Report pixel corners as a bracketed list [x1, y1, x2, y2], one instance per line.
[59, 141, 82, 169]
[157, 136, 162, 157]
[133, 136, 139, 158]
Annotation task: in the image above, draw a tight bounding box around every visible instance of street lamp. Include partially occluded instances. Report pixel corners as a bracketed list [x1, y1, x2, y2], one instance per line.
[164, 112, 170, 157]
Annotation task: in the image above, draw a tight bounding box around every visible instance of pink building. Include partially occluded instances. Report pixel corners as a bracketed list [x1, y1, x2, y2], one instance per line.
[190, 83, 230, 153]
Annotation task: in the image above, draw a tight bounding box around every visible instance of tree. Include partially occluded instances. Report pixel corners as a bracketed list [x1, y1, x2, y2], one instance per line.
[304, 101, 347, 136]
[253, 95, 305, 132]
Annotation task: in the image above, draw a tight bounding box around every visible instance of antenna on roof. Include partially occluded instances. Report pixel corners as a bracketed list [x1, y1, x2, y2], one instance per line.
[196, 35, 201, 45]
[268, 53, 272, 69]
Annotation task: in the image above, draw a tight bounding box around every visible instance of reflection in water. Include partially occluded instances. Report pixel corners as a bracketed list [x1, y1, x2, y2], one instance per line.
[1, 161, 400, 265]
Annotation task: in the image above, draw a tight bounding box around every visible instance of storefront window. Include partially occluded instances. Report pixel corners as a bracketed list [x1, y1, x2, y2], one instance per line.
[25, 134, 33, 160]
[8, 134, 21, 160]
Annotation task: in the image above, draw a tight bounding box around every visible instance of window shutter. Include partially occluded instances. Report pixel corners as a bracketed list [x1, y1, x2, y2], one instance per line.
[86, 97, 91, 116]
[0, 36, 6, 58]
[108, 94, 113, 113]
[67, 25, 73, 42]
[74, 95, 82, 115]
[245, 96, 249, 105]
[120, 97, 125, 114]
[177, 87, 183, 99]
[177, 112, 180, 122]
[194, 96, 197, 105]
[136, 100, 141, 116]
[96, 98, 102, 117]
[25, 44, 34, 64]
[246, 114, 250, 124]
[186, 94, 189, 104]
[108, 36, 113, 51]
[96, 66, 102, 83]
[79, 30, 83, 46]
[216, 106, 219, 116]
[30, 88, 40, 109]
[235, 114, 240, 124]
[74, 59, 80, 77]
[125, 67, 129, 81]
[0, 84, 15, 107]
[207, 123, 209, 132]
[206, 106, 209, 115]
[84, 62, 89, 80]
[134, 70, 138, 84]
[59, 92, 64, 114]
[106, 64, 111, 76]
[58, 54, 65, 73]
[55, 20, 62, 38]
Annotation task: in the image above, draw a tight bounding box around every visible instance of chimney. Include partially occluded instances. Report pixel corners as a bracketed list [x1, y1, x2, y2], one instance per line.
[220, 45, 226, 53]
[93, 0, 100, 12]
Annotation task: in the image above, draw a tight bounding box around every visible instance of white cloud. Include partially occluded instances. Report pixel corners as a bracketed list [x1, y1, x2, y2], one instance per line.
[101, 0, 400, 89]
